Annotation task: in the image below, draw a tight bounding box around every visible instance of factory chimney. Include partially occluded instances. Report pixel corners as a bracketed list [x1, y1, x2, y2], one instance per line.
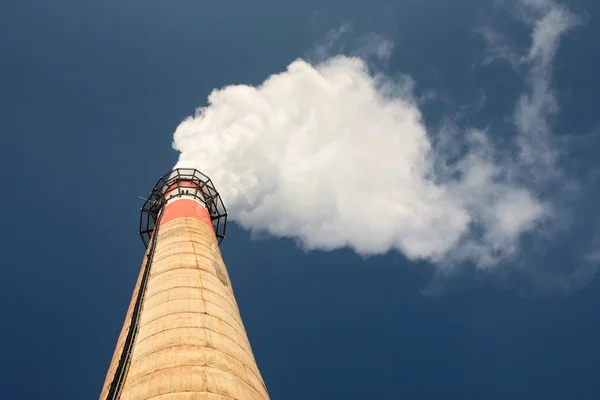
[99, 168, 270, 400]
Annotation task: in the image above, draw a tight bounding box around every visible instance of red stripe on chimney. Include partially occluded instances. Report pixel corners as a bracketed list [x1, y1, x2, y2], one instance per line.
[160, 199, 213, 231]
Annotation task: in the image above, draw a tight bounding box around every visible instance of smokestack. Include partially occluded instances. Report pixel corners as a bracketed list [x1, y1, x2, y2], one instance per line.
[100, 168, 270, 400]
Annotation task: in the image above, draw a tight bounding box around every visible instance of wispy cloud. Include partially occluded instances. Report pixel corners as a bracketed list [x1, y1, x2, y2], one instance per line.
[513, 0, 581, 180]
[585, 236, 600, 265]
[528, 239, 600, 295]
[475, 25, 520, 70]
[307, 24, 395, 69]
[470, 0, 594, 293]
[475, 0, 582, 192]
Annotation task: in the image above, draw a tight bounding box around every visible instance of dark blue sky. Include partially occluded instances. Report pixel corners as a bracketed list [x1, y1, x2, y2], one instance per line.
[1, 0, 600, 399]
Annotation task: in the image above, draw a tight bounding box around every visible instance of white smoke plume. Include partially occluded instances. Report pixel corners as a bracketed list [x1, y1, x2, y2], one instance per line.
[173, 0, 578, 269]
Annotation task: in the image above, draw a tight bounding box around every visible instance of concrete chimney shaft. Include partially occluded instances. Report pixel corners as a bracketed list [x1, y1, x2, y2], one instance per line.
[100, 169, 270, 400]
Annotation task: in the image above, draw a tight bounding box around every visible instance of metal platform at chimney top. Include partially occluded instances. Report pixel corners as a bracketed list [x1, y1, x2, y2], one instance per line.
[139, 168, 228, 247]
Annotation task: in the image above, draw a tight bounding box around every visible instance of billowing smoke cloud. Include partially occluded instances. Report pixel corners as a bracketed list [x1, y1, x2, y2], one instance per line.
[173, 0, 578, 269]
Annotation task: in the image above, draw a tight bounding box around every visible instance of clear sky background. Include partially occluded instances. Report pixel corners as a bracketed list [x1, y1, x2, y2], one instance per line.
[1, 0, 600, 399]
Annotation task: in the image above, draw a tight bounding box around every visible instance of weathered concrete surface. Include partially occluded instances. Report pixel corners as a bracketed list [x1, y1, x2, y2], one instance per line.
[100, 200, 269, 400]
